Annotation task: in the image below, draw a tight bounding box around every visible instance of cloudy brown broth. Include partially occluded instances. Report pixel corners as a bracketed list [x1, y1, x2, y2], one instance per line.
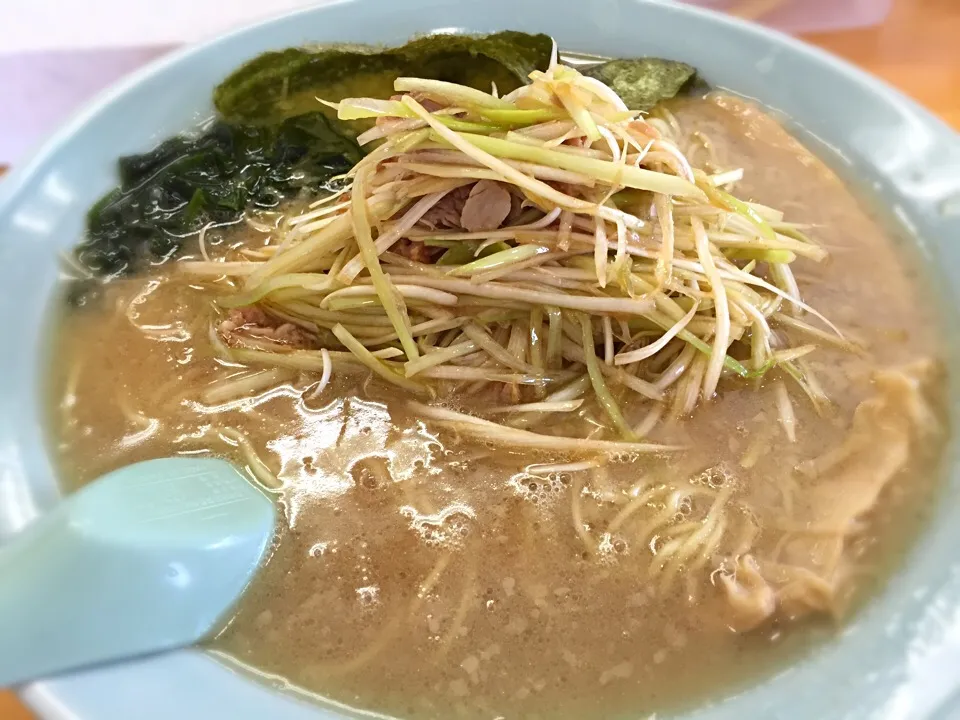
[49, 95, 946, 719]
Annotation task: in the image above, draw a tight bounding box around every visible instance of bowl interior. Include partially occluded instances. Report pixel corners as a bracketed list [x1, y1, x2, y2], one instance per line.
[2, 0, 960, 717]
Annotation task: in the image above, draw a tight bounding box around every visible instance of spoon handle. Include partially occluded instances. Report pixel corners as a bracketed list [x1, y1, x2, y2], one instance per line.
[0, 458, 276, 689]
[0, 507, 112, 687]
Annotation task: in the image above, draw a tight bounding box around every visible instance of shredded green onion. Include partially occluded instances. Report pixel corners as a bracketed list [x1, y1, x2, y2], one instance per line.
[332, 324, 427, 394]
[447, 244, 549, 277]
[200, 57, 843, 435]
[579, 314, 638, 440]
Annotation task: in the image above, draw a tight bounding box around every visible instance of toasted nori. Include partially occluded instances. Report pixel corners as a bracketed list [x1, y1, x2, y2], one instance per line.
[584, 57, 697, 112]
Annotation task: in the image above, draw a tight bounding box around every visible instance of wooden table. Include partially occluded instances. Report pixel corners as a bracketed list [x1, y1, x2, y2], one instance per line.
[0, 0, 956, 717]
[803, 0, 959, 130]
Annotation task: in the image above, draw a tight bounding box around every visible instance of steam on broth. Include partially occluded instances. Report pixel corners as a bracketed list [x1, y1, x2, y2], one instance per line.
[50, 36, 945, 720]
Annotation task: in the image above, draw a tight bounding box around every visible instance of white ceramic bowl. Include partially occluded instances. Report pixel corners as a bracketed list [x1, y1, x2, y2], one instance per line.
[1, 0, 959, 717]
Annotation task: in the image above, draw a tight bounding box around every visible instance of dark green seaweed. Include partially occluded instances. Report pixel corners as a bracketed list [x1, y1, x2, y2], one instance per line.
[584, 58, 697, 112]
[74, 113, 359, 281]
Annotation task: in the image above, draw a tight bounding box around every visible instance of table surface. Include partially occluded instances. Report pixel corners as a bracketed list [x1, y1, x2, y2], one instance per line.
[0, 0, 956, 717]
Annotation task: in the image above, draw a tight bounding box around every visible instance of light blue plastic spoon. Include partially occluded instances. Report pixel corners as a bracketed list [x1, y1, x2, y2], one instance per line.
[0, 457, 276, 688]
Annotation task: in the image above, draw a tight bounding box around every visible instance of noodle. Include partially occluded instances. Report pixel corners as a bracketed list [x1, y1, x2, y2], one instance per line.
[218, 427, 282, 490]
[571, 474, 595, 553]
[436, 555, 478, 659]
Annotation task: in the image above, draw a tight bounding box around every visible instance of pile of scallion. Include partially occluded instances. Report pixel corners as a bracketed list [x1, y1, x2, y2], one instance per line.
[184, 46, 850, 453]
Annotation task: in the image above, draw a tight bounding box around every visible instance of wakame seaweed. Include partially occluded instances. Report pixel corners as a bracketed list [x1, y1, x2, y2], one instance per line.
[76, 113, 359, 280]
[584, 58, 697, 112]
[73, 31, 553, 288]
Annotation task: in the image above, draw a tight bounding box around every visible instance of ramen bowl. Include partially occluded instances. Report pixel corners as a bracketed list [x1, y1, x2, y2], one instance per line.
[1, 0, 959, 718]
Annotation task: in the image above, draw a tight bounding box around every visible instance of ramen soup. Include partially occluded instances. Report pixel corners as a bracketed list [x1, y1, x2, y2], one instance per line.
[50, 36, 945, 720]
